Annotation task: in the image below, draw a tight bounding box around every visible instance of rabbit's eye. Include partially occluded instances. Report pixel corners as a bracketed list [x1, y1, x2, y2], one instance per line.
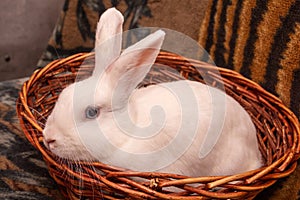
[85, 106, 100, 119]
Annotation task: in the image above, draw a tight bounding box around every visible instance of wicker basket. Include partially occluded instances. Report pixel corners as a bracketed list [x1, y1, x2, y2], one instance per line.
[17, 51, 300, 199]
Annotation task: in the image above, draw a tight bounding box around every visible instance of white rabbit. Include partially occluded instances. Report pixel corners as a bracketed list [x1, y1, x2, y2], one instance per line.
[43, 8, 263, 177]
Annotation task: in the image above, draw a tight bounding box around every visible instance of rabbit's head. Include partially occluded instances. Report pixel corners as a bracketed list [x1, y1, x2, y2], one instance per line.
[42, 8, 165, 161]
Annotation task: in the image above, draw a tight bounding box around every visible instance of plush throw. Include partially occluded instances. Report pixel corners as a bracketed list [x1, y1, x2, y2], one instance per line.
[37, 0, 154, 68]
[198, 0, 300, 120]
[37, 0, 206, 69]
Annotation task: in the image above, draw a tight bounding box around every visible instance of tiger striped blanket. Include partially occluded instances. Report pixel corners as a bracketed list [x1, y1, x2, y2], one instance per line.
[198, 0, 300, 120]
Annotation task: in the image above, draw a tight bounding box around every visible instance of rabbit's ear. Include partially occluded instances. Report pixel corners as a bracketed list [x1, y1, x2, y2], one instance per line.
[93, 8, 123, 77]
[106, 30, 165, 109]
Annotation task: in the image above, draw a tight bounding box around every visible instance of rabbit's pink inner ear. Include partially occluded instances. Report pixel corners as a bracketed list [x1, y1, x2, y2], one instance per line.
[93, 8, 124, 78]
[111, 30, 165, 78]
[106, 30, 165, 108]
[106, 30, 165, 84]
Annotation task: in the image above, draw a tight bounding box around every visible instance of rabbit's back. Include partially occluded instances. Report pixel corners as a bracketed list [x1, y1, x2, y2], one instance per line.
[121, 80, 262, 176]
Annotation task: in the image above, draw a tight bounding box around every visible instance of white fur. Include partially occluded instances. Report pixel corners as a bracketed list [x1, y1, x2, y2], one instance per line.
[43, 8, 263, 177]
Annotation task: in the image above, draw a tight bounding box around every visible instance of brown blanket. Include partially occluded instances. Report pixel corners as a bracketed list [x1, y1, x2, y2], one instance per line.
[198, 0, 300, 120]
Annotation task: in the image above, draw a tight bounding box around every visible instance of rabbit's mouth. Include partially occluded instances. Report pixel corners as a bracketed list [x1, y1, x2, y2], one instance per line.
[44, 138, 56, 150]
[44, 139, 56, 149]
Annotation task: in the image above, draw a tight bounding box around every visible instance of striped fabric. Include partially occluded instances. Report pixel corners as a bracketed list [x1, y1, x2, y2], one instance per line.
[198, 0, 300, 119]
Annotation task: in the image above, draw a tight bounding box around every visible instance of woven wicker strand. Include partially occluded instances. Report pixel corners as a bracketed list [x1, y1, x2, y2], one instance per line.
[17, 51, 300, 199]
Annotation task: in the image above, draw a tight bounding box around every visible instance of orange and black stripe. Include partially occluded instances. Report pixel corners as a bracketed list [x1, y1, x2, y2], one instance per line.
[199, 0, 300, 119]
